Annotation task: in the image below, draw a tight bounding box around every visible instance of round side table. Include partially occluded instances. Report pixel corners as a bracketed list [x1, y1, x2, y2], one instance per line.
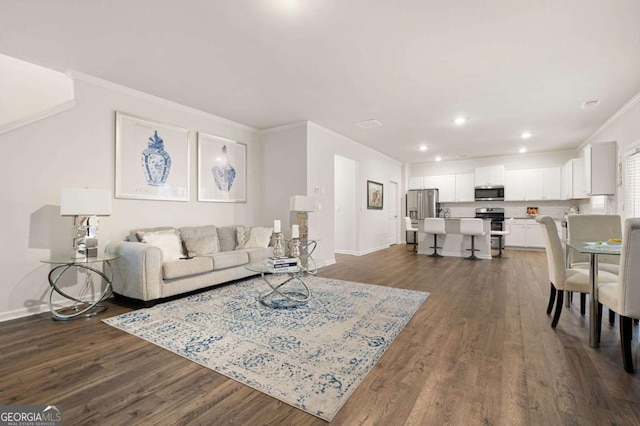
[40, 254, 118, 320]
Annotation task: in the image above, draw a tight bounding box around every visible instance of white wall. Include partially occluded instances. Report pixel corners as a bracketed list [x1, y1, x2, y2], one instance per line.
[582, 93, 640, 218]
[307, 122, 403, 264]
[334, 155, 357, 253]
[260, 123, 308, 237]
[0, 74, 263, 321]
[0, 54, 73, 126]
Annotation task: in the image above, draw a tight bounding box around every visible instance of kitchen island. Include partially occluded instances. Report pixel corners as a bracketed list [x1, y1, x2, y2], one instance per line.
[415, 218, 493, 260]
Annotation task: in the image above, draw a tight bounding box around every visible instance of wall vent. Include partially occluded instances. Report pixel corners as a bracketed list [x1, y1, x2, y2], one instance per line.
[355, 119, 383, 129]
[581, 99, 600, 108]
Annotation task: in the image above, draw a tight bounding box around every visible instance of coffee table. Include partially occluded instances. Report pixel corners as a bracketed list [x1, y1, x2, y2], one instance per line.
[245, 260, 311, 307]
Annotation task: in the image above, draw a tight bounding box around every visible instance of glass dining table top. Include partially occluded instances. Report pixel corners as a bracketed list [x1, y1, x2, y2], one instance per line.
[564, 239, 622, 255]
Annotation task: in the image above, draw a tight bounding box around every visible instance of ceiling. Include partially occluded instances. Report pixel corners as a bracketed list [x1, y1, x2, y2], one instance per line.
[1, 0, 639, 164]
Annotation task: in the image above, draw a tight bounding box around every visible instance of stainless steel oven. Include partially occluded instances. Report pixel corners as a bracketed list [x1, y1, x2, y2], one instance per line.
[475, 207, 505, 249]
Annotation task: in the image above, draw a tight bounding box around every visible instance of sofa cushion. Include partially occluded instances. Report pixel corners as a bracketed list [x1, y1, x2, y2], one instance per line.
[136, 228, 184, 261]
[209, 250, 249, 270]
[180, 225, 220, 256]
[244, 247, 273, 263]
[162, 257, 214, 280]
[217, 226, 240, 252]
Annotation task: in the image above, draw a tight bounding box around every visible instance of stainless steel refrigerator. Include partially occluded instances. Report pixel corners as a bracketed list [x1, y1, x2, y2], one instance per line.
[406, 189, 439, 243]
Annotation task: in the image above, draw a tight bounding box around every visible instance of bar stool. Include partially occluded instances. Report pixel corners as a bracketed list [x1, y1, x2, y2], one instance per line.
[460, 218, 485, 260]
[404, 217, 418, 252]
[490, 218, 513, 259]
[424, 218, 446, 257]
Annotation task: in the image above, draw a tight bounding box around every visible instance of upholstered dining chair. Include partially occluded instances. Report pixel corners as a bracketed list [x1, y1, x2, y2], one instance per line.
[567, 214, 621, 321]
[597, 218, 640, 373]
[404, 217, 419, 252]
[536, 216, 618, 328]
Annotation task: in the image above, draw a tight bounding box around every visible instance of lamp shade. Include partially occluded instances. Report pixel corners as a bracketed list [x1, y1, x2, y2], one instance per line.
[289, 195, 316, 212]
[60, 188, 112, 216]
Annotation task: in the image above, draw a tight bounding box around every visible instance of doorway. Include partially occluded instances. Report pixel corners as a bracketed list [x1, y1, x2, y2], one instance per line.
[388, 181, 398, 245]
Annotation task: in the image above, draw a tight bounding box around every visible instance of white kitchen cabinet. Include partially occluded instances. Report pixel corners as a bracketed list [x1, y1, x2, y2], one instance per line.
[454, 173, 475, 202]
[505, 219, 544, 248]
[505, 170, 527, 201]
[505, 168, 562, 201]
[584, 141, 616, 195]
[542, 168, 562, 200]
[424, 175, 455, 202]
[408, 176, 424, 190]
[562, 158, 588, 199]
[475, 165, 505, 187]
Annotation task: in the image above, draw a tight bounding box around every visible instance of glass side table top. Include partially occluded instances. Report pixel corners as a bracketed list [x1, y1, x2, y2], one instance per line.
[565, 240, 622, 255]
[40, 254, 120, 264]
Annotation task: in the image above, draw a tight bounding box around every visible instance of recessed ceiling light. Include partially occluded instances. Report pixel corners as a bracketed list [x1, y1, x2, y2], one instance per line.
[581, 99, 600, 109]
[355, 119, 383, 129]
[435, 156, 442, 162]
[453, 116, 467, 125]
[419, 145, 428, 152]
[519, 147, 527, 153]
[521, 131, 532, 139]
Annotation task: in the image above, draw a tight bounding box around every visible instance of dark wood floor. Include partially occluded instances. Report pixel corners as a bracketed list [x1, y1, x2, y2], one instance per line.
[1, 246, 639, 425]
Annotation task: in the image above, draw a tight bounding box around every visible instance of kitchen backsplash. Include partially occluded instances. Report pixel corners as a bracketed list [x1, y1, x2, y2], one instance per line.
[439, 200, 574, 219]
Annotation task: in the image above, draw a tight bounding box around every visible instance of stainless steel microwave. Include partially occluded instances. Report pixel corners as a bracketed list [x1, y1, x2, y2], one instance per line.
[474, 186, 504, 201]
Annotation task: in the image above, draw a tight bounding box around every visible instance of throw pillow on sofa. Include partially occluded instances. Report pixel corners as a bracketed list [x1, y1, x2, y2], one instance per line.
[217, 225, 240, 252]
[136, 228, 184, 261]
[236, 226, 273, 249]
[180, 225, 220, 256]
[245, 227, 273, 248]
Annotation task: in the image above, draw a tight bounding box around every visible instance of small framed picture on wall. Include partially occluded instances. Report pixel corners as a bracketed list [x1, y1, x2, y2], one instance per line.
[367, 180, 383, 209]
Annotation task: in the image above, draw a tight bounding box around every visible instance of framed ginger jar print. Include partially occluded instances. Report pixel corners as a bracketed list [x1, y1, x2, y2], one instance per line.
[197, 132, 247, 203]
[367, 180, 383, 209]
[115, 112, 190, 201]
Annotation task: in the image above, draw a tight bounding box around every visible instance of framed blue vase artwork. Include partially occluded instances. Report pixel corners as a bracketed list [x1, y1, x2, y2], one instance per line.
[197, 132, 246, 203]
[115, 112, 190, 201]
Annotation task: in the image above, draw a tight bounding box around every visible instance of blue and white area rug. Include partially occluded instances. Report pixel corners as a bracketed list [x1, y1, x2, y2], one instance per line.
[103, 276, 429, 421]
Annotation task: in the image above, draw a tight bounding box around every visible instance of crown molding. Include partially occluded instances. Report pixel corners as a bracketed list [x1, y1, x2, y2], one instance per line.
[259, 121, 308, 135]
[0, 99, 76, 135]
[581, 90, 640, 149]
[66, 70, 258, 134]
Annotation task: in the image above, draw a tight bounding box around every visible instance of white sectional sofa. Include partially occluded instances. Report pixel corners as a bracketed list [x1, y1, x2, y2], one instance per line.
[105, 225, 273, 303]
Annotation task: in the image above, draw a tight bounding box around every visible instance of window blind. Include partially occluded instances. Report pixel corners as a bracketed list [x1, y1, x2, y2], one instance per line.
[626, 152, 640, 217]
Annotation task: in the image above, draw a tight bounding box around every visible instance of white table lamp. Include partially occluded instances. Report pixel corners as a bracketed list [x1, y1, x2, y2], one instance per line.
[289, 195, 316, 241]
[60, 188, 112, 259]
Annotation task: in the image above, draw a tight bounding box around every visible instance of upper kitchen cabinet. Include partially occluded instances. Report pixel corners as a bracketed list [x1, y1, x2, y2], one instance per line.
[454, 173, 475, 202]
[562, 158, 588, 199]
[424, 175, 456, 202]
[505, 167, 562, 201]
[475, 165, 505, 187]
[584, 141, 617, 195]
[408, 176, 424, 190]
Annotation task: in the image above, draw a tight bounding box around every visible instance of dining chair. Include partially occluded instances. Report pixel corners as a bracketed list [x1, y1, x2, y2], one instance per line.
[536, 216, 618, 328]
[567, 214, 621, 321]
[404, 217, 419, 252]
[597, 218, 640, 373]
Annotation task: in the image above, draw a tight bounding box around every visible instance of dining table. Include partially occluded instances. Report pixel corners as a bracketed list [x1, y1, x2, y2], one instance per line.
[564, 239, 621, 348]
